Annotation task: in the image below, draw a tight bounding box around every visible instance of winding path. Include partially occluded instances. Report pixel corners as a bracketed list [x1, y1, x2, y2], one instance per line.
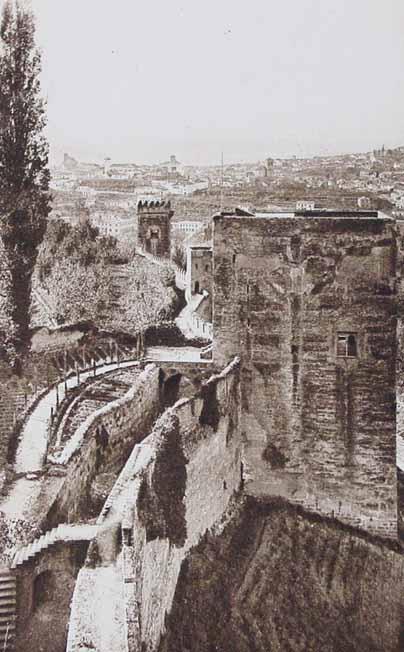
[0, 360, 140, 521]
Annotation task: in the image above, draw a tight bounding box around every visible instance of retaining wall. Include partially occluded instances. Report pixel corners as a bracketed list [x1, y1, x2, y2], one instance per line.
[47, 364, 161, 524]
[67, 357, 241, 652]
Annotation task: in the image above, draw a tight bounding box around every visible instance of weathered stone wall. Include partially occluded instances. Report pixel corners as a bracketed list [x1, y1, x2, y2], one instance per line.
[66, 358, 241, 652]
[213, 214, 397, 538]
[159, 497, 404, 652]
[47, 364, 161, 524]
[137, 201, 173, 258]
[186, 246, 213, 312]
[125, 358, 241, 652]
[15, 541, 88, 652]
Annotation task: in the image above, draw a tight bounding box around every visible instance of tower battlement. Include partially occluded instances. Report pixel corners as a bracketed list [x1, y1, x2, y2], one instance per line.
[136, 200, 174, 257]
[137, 199, 173, 215]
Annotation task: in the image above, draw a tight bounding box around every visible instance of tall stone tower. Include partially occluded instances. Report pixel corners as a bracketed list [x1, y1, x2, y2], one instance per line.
[136, 200, 174, 258]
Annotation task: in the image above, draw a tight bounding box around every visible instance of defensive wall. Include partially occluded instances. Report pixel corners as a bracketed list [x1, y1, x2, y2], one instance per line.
[213, 212, 397, 538]
[46, 364, 161, 525]
[67, 357, 241, 652]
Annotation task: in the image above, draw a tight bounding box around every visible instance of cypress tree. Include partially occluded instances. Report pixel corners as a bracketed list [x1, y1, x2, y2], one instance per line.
[0, 0, 50, 365]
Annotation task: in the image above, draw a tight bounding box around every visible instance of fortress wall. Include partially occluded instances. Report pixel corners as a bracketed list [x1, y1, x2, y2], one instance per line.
[126, 358, 241, 652]
[213, 215, 397, 538]
[66, 358, 242, 652]
[47, 364, 161, 524]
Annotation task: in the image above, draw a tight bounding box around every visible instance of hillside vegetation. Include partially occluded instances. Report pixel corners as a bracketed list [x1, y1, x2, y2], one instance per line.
[32, 219, 180, 334]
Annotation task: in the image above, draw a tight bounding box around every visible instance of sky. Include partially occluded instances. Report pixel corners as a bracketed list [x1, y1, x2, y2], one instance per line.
[18, 0, 404, 165]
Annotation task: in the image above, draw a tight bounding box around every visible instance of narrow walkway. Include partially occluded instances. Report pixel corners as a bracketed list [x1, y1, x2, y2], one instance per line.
[175, 293, 204, 340]
[0, 360, 140, 523]
[15, 360, 139, 474]
[145, 346, 207, 363]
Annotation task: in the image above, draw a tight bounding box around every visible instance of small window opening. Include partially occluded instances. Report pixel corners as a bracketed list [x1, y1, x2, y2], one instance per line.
[205, 264, 210, 272]
[337, 333, 357, 358]
[232, 254, 236, 264]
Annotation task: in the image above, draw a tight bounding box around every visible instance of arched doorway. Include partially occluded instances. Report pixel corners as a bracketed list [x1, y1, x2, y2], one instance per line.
[33, 571, 54, 611]
[194, 280, 200, 294]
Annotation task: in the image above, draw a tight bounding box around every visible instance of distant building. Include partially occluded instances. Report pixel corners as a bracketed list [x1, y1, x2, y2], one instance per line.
[63, 153, 78, 171]
[357, 196, 372, 209]
[186, 244, 213, 319]
[137, 200, 174, 257]
[266, 157, 274, 175]
[296, 200, 316, 210]
[172, 221, 204, 235]
[156, 155, 184, 177]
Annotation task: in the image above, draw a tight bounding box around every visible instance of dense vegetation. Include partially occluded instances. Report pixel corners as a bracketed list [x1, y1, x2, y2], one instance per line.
[0, 1, 50, 362]
[33, 218, 181, 334]
[36, 218, 118, 281]
[34, 218, 119, 326]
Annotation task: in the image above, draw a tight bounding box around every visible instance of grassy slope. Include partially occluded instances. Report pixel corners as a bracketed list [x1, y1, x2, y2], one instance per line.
[159, 497, 404, 652]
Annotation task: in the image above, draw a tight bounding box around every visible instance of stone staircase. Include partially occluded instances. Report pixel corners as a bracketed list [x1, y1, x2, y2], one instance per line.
[11, 524, 99, 570]
[0, 569, 16, 651]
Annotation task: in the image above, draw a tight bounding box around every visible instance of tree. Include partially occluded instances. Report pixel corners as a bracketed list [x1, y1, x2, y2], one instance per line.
[0, 0, 50, 364]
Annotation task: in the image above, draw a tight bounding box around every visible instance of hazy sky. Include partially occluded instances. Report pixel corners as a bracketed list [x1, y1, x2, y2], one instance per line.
[23, 0, 404, 165]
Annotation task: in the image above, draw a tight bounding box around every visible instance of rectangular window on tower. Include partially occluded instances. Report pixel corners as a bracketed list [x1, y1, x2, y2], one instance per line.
[336, 333, 358, 358]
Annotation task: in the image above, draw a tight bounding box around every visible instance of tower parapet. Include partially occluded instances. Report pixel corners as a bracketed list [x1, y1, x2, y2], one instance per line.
[136, 200, 174, 257]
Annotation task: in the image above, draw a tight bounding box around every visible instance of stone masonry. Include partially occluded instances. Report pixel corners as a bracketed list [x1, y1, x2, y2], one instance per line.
[137, 200, 173, 258]
[213, 211, 397, 537]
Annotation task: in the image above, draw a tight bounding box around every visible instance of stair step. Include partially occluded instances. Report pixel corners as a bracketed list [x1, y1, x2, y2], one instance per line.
[0, 589, 16, 598]
[0, 571, 14, 578]
[0, 582, 16, 591]
[0, 599, 16, 608]
[0, 623, 15, 631]
[0, 616, 15, 624]
[0, 607, 16, 615]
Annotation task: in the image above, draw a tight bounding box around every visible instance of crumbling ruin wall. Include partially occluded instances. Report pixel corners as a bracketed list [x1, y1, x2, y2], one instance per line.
[129, 358, 241, 652]
[213, 215, 397, 538]
[66, 358, 241, 652]
[47, 364, 161, 524]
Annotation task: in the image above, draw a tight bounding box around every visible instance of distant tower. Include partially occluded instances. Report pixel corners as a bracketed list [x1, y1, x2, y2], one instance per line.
[266, 157, 274, 175]
[169, 155, 177, 174]
[104, 157, 112, 177]
[137, 200, 174, 258]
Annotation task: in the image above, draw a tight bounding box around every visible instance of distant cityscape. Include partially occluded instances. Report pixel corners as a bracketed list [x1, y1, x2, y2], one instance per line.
[50, 145, 404, 243]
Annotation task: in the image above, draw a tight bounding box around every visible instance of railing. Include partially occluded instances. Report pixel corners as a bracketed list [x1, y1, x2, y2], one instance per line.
[188, 291, 213, 341]
[189, 313, 213, 340]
